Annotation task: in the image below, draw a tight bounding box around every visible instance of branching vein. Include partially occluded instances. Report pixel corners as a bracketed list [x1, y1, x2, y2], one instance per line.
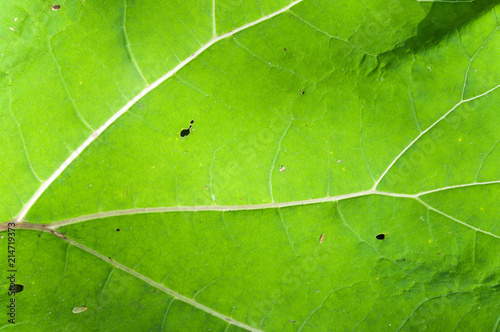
[374, 84, 500, 189]
[61, 235, 261, 331]
[14, 0, 304, 223]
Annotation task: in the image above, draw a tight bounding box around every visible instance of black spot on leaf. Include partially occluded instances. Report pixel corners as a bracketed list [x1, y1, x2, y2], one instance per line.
[10, 284, 24, 294]
[376, 234, 385, 240]
[180, 120, 194, 137]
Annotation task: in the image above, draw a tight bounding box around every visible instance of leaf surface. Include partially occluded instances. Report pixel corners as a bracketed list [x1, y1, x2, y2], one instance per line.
[1, 0, 499, 330]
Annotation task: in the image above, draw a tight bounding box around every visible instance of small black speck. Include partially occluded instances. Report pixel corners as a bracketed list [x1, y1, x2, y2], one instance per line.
[301, 90, 305, 95]
[116, 228, 120, 232]
[376, 234, 385, 240]
[190, 120, 194, 124]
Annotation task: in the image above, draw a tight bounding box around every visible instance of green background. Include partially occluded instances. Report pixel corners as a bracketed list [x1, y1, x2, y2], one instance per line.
[0, 0, 499, 330]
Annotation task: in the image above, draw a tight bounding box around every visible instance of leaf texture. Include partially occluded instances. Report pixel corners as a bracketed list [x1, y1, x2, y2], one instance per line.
[0, 0, 499, 330]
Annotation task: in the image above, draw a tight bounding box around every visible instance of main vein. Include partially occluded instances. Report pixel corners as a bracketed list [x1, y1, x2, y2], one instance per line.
[6, 180, 499, 238]
[14, 0, 304, 223]
[2, 181, 498, 329]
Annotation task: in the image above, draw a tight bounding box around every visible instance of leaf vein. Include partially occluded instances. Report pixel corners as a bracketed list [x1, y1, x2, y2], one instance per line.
[15, 0, 305, 222]
[64, 235, 261, 331]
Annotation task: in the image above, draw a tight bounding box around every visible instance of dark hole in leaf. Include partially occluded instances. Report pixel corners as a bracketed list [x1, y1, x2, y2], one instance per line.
[376, 234, 385, 240]
[116, 228, 120, 232]
[10, 284, 24, 293]
[180, 120, 194, 137]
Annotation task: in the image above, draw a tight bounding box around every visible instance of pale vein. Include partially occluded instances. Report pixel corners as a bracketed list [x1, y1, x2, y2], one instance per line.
[63, 236, 261, 332]
[14, 0, 304, 222]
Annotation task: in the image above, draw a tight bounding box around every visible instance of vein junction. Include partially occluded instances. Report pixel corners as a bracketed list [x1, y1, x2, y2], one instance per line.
[1, 181, 497, 332]
[4, 180, 499, 237]
[13, 0, 305, 223]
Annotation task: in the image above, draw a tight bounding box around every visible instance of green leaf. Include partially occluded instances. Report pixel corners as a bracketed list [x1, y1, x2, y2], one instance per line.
[1, 0, 499, 330]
